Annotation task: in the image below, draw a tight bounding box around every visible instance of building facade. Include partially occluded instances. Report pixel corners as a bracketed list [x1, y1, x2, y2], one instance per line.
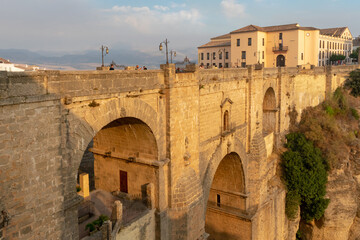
[198, 23, 353, 68]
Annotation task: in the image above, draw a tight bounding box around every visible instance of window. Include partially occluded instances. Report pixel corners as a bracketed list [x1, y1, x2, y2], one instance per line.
[301, 53, 304, 60]
[279, 43, 283, 50]
[262, 38, 265, 46]
[217, 194, 221, 207]
[319, 40, 321, 48]
[225, 52, 229, 59]
[223, 110, 229, 131]
[207, 63, 209, 68]
[262, 51, 264, 60]
[219, 52, 222, 60]
[207, 53, 209, 60]
[279, 33, 283, 40]
[327, 41, 329, 49]
[213, 52, 216, 60]
[201, 53, 204, 60]
[248, 38, 252, 46]
[241, 51, 246, 59]
[225, 63, 229, 68]
[319, 51, 321, 59]
[323, 41, 325, 48]
[237, 39, 240, 46]
[322, 51, 324, 59]
[241, 62, 246, 68]
[219, 63, 223, 68]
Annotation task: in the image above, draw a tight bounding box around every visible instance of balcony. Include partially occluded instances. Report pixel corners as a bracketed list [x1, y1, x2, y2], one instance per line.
[272, 45, 288, 53]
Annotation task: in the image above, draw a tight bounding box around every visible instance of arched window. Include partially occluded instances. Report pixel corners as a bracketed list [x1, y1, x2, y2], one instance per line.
[223, 110, 229, 131]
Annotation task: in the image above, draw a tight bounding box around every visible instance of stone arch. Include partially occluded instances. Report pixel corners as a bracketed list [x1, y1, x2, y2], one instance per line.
[263, 87, 277, 135]
[204, 143, 248, 240]
[202, 137, 248, 213]
[69, 98, 161, 172]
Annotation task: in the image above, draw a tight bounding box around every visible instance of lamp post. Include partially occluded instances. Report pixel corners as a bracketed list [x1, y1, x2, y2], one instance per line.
[170, 50, 176, 63]
[101, 45, 109, 67]
[159, 39, 170, 64]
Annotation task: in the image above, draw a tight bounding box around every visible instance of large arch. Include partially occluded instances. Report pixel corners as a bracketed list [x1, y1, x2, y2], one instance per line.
[205, 152, 248, 240]
[202, 137, 248, 210]
[63, 98, 161, 238]
[263, 87, 277, 135]
[68, 97, 161, 173]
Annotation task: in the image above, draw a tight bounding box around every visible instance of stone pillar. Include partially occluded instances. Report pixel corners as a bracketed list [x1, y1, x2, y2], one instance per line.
[144, 183, 155, 209]
[111, 200, 123, 225]
[79, 173, 90, 198]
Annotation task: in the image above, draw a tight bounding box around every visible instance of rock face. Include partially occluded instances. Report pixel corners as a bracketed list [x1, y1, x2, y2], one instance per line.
[300, 142, 360, 240]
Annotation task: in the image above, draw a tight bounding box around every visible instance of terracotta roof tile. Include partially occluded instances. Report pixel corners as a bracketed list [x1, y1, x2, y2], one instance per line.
[198, 40, 231, 49]
[211, 33, 231, 40]
[230, 23, 318, 34]
[320, 27, 347, 37]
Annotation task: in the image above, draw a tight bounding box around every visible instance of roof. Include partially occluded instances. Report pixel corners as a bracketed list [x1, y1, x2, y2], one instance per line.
[320, 27, 347, 37]
[198, 40, 231, 49]
[211, 33, 231, 41]
[230, 23, 318, 34]
[0, 58, 11, 64]
[353, 37, 360, 47]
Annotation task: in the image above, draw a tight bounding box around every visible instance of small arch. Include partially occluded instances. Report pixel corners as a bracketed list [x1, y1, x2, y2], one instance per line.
[223, 110, 229, 131]
[263, 87, 277, 135]
[276, 54, 285, 67]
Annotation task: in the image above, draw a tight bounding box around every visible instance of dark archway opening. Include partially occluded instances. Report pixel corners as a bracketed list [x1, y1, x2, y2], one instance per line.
[276, 54, 285, 67]
[205, 153, 250, 240]
[77, 117, 158, 238]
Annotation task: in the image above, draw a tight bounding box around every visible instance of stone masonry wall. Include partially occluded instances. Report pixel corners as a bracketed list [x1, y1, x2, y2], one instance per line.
[0, 64, 358, 240]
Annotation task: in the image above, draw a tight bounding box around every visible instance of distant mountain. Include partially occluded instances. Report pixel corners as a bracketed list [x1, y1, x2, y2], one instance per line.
[0, 48, 188, 70]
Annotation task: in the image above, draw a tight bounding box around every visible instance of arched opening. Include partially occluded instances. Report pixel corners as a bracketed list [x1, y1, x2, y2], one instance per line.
[205, 153, 250, 240]
[223, 110, 229, 131]
[263, 88, 277, 135]
[276, 54, 285, 67]
[77, 117, 158, 238]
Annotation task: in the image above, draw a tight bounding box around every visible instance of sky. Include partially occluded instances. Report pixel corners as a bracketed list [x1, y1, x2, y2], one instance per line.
[2, 0, 360, 61]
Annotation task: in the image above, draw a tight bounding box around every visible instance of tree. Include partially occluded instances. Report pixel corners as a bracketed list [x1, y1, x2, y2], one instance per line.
[282, 133, 330, 221]
[345, 69, 360, 97]
[329, 54, 346, 63]
[349, 47, 359, 61]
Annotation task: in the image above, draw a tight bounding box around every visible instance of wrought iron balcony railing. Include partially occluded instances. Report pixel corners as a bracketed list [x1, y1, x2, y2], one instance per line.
[272, 46, 288, 52]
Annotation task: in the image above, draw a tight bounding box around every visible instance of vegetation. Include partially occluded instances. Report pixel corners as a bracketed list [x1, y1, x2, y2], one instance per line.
[349, 47, 359, 61]
[283, 84, 360, 222]
[76, 186, 81, 192]
[329, 54, 346, 62]
[345, 69, 360, 97]
[85, 215, 109, 233]
[282, 132, 329, 221]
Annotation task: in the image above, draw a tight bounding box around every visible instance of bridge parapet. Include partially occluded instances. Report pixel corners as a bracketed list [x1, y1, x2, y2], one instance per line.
[0, 70, 165, 105]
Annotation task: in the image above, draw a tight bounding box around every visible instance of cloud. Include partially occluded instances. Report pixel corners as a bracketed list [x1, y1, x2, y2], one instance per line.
[107, 5, 203, 34]
[154, 5, 170, 11]
[221, 0, 245, 18]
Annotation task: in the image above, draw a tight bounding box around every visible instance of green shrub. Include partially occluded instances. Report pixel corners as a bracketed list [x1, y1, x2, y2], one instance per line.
[282, 133, 330, 222]
[85, 223, 95, 232]
[76, 186, 81, 192]
[351, 108, 359, 120]
[345, 70, 360, 97]
[325, 105, 335, 116]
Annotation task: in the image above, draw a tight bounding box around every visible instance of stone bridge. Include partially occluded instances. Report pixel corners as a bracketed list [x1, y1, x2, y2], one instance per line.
[0, 64, 358, 240]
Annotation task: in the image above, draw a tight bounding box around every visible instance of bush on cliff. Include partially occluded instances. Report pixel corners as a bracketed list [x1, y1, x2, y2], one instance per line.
[282, 132, 330, 221]
[345, 69, 360, 97]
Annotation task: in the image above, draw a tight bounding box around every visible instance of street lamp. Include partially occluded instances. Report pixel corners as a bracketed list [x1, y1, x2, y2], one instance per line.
[101, 45, 109, 67]
[159, 39, 170, 64]
[170, 50, 176, 63]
